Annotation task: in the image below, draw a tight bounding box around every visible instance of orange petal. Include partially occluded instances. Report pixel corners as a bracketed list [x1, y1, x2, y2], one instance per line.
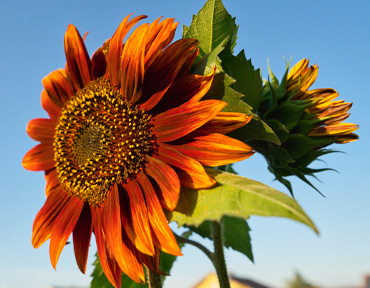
[122, 180, 154, 255]
[73, 203, 93, 273]
[120, 24, 148, 103]
[309, 123, 359, 137]
[145, 156, 180, 211]
[42, 69, 75, 109]
[140, 38, 199, 111]
[156, 144, 216, 189]
[93, 207, 122, 288]
[27, 118, 56, 145]
[137, 173, 182, 256]
[41, 89, 62, 120]
[107, 15, 147, 86]
[64, 25, 92, 89]
[175, 133, 254, 167]
[145, 18, 178, 68]
[102, 185, 144, 283]
[22, 143, 55, 171]
[49, 196, 84, 269]
[45, 169, 60, 197]
[32, 186, 69, 248]
[200, 112, 252, 134]
[153, 100, 226, 142]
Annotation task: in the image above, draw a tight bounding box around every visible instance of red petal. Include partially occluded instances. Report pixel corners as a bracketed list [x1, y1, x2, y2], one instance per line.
[49, 196, 84, 269]
[199, 112, 252, 134]
[122, 180, 154, 255]
[102, 185, 144, 283]
[27, 118, 56, 145]
[150, 71, 214, 114]
[22, 143, 55, 171]
[120, 24, 148, 103]
[153, 100, 226, 142]
[73, 203, 93, 273]
[137, 173, 182, 256]
[140, 38, 199, 111]
[145, 156, 180, 211]
[64, 24, 92, 89]
[91, 45, 107, 80]
[32, 186, 69, 248]
[93, 207, 122, 288]
[107, 15, 147, 86]
[175, 133, 255, 167]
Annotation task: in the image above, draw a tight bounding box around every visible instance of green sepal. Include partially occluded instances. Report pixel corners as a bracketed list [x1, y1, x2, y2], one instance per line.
[284, 134, 334, 159]
[187, 216, 254, 262]
[266, 101, 311, 130]
[166, 169, 318, 234]
[265, 119, 290, 143]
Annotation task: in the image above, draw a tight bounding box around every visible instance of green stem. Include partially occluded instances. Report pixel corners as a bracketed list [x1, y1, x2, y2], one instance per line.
[173, 232, 214, 262]
[148, 269, 163, 288]
[211, 220, 231, 288]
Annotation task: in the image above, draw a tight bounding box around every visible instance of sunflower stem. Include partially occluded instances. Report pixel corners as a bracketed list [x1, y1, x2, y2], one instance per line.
[148, 269, 163, 288]
[211, 220, 231, 288]
[173, 232, 214, 262]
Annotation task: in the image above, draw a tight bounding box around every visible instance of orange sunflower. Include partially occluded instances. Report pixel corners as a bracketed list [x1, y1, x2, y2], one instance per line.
[22, 15, 254, 287]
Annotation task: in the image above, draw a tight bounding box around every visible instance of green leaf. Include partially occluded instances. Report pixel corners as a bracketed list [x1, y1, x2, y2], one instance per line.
[166, 169, 318, 234]
[188, 216, 254, 262]
[183, 0, 238, 57]
[220, 49, 262, 111]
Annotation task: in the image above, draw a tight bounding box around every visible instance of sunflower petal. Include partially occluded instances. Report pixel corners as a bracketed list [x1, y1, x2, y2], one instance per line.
[27, 118, 56, 145]
[145, 156, 180, 211]
[140, 38, 199, 111]
[122, 180, 154, 256]
[73, 203, 93, 273]
[175, 133, 255, 167]
[120, 24, 148, 103]
[49, 196, 84, 269]
[91, 45, 107, 79]
[44, 169, 60, 197]
[151, 71, 214, 114]
[137, 173, 182, 256]
[22, 143, 55, 171]
[32, 186, 69, 248]
[102, 184, 144, 283]
[93, 207, 122, 288]
[145, 18, 178, 68]
[153, 100, 226, 142]
[64, 24, 92, 89]
[107, 14, 147, 86]
[199, 112, 252, 134]
[157, 144, 216, 189]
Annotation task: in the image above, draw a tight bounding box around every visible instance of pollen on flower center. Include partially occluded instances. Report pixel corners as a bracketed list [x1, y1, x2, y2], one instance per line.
[54, 77, 157, 206]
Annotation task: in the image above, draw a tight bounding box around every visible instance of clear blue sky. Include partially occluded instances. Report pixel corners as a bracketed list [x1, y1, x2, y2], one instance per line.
[0, 1, 369, 288]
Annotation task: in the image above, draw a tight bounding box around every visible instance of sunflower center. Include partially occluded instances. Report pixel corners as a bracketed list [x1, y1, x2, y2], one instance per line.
[54, 77, 157, 206]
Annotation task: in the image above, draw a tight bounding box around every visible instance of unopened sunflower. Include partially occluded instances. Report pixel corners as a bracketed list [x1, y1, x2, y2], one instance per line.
[254, 58, 358, 194]
[22, 15, 254, 287]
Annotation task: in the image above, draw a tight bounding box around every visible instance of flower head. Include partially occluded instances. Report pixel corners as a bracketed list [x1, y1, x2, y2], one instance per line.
[255, 58, 358, 195]
[22, 15, 254, 287]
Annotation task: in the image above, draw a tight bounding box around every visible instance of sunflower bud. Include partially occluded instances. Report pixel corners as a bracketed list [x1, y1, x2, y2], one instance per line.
[252, 59, 359, 195]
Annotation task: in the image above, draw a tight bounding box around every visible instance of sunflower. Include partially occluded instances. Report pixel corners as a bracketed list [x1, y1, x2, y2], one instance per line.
[255, 58, 358, 194]
[22, 15, 254, 287]
[287, 58, 358, 143]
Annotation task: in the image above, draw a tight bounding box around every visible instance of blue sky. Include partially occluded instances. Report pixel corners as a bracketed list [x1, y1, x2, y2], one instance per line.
[0, 0, 369, 288]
